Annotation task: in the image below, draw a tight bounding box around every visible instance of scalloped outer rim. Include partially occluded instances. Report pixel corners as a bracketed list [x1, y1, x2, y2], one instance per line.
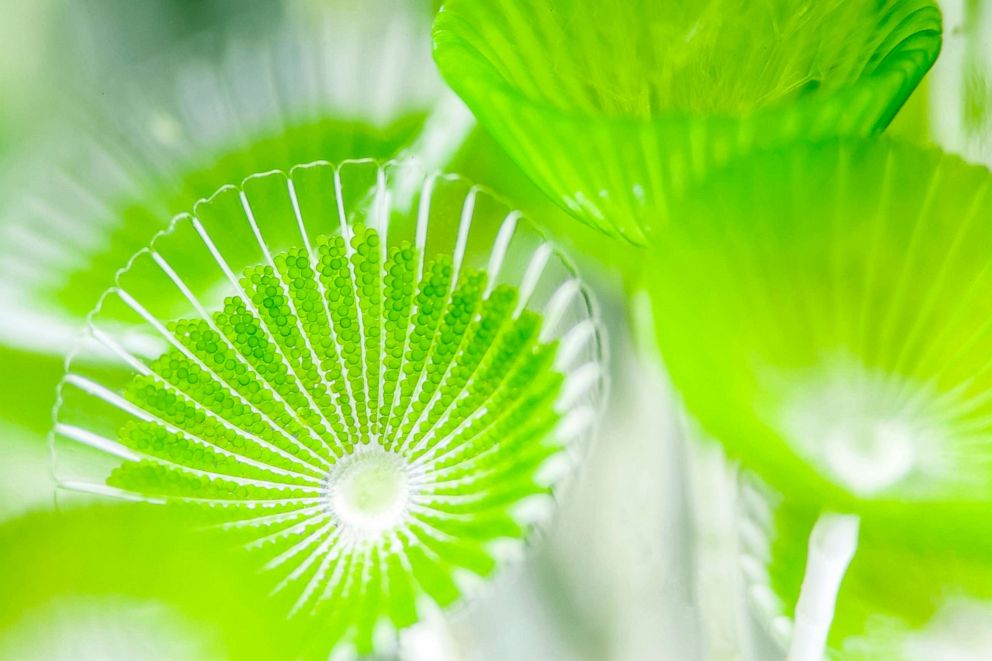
[434, 1, 942, 245]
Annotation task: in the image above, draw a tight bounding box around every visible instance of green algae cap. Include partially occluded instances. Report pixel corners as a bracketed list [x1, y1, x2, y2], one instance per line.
[434, 0, 942, 245]
[51, 159, 605, 657]
[649, 139, 992, 532]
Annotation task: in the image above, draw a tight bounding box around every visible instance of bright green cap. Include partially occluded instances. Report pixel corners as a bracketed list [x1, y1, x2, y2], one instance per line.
[434, 0, 941, 244]
[649, 139, 992, 534]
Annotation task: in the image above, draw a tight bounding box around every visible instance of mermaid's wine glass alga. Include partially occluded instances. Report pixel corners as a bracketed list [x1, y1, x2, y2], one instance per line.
[50, 160, 605, 657]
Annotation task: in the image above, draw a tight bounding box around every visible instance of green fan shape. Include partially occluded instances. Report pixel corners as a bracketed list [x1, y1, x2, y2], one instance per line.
[434, 0, 941, 244]
[52, 160, 603, 656]
[649, 139, 992, 540]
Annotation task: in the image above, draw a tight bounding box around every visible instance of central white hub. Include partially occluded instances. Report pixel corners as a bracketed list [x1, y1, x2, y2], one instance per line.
[327, 446, 411, 539]
[773, 358, 947, 498]
[822, 418, 918, 496]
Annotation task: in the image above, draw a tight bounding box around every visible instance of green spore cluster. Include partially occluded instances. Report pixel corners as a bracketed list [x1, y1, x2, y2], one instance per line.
[107, 225, 566, 655]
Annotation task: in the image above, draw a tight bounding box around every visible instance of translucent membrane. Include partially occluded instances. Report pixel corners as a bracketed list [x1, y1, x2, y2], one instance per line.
[51, 160, 605, 656]
[434, 0, 941, 244]
[0, 1, 444, 351]
[648, 139, 992, 528]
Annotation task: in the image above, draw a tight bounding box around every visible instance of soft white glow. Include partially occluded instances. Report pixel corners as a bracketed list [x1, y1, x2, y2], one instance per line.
[774, 357, 948, 498]
[823, 419, 917, 496]
[326, 446, 412, 540]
